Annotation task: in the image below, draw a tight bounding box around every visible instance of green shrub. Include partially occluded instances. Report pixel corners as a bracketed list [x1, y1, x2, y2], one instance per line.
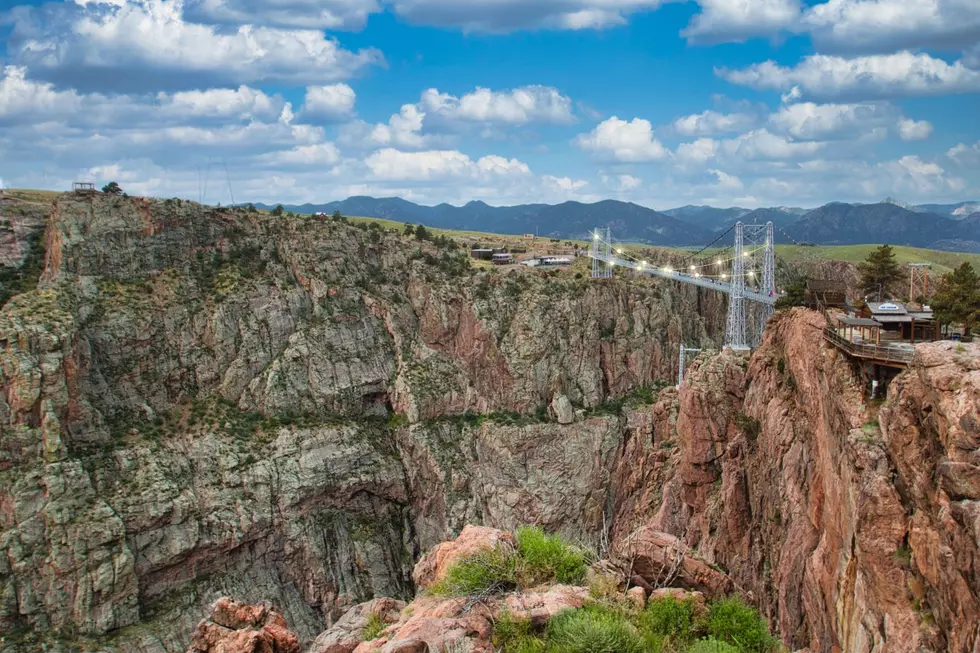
[494, 611, 547, 653]
[639, 597, 699, 645]
[430, 547, 517, 597]
[516, 526, 590, 586]
[546, 606, 644, 653]
[705, 598, 778, 653]
[686, 638, 741, 653]
[361, 613, 386, 641]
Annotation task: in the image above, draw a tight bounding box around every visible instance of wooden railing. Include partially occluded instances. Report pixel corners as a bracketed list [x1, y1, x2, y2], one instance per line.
[823, 327, 915, 366]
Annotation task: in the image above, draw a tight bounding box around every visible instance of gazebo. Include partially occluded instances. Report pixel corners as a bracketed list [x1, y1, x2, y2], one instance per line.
[835, 315, 883, 345]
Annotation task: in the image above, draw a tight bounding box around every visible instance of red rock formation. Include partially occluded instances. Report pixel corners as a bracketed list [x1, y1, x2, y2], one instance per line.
[412, 525, 516, 590]
[187, 598, 300, 653]
[614, 309, 980, 653]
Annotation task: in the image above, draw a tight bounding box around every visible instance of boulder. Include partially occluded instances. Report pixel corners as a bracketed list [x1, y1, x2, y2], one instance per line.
[187, 598, 300, 653]
[412, 526, 516, 591]
[613, 528, 734, 598]
[307, 598, 406, 653]
[551, 394, 575, 425]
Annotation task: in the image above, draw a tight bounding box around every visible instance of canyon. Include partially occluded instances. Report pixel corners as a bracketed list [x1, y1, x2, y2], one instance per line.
[0, 193, 977, 652]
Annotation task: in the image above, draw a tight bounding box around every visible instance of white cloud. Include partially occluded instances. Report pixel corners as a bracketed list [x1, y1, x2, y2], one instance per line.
[801, 0, 980, 53]
[722, 129, 825, 160]
[263, 143, 341, 167]
[574, 117, 668, 162]
[187, 0, 381, 29]
[369, 104, 429, 148]
[768, 102, 894, 140]
[9, 0, 383, 91]
[386, 0, 664, 32]
[719, 51, 980, 100]
[161, 85, 285, 121]
[709, 169, 744, 191]
[672, 110, 756, 136]
[675, 138, 720, 165]
[682, 0, 801, 43]
[543, 175, 589, 192]
[302, 84, 357, 120]
[0, 66, 82, 120]
[364, 148, 531, 181]
[947, 141, 980, 165]
[897, 118, 934, 141]
[419, 86, 575, 125]
[601, 174, 642, 191]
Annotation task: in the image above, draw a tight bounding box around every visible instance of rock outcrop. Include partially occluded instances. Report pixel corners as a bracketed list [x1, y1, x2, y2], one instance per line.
[187, 598, 300, 653]
[618, 309, 980, 653]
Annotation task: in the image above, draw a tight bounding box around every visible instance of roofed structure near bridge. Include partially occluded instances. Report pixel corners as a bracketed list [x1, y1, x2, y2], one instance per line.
[805, 279, 848, 310]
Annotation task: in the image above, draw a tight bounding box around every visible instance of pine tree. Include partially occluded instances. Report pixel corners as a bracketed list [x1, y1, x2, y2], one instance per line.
[931, 262, 980, 336]
[102, 181, 123, 195]
[858, 245, 903, 301]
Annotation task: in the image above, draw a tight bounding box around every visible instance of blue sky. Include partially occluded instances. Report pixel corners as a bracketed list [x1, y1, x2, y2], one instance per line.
[0, 0, 978, 209]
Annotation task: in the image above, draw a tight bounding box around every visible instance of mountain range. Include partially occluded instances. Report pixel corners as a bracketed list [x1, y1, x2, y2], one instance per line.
[256, 197, 980, 253]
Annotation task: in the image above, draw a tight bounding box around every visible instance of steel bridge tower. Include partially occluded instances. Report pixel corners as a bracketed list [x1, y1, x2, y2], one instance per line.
[592, 227, 613, 279]
[725, 221, 775, 350]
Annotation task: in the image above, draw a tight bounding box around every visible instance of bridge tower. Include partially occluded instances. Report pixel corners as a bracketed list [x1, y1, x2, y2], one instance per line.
[725, 222, 748, 349]
[592, 227, 613, 279]
[725, 221, 776, 350]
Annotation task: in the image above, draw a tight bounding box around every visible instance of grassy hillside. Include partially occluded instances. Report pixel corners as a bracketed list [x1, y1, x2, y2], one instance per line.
[774, 244, 980, 275]
[5, 190, 979, 276]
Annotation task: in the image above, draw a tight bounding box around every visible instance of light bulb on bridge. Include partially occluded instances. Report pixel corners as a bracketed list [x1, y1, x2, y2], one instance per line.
[689, 265, 696, 271]
[617, 249, 623, 254]
[748, 271, 755, 277]
[716, 259, 722, 265]
[722, 274, 728, 279]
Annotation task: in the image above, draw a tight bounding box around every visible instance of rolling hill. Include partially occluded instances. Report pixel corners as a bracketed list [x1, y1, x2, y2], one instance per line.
[261, 196, 980, 253]
[257, 197, 715, 246]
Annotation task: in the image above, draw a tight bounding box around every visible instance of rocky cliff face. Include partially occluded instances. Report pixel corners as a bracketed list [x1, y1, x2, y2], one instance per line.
[0, 193, 720, 651]
[2, 193, 976, 653]
[619, 310, 980, 653]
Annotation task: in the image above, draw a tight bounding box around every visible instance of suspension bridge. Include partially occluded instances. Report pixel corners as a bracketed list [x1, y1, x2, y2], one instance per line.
[588, 222, 780, 351]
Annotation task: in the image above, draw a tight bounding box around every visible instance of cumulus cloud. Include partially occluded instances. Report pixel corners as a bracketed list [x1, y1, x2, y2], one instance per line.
[574, 117, 668, 162]
[386, 0, 663, 32]
[801, 0, 980, 53]
[672, 110, 756, 136]
[719, 51, 980, 100]
[7, 0, 383, 91]
[419, 86, 575, 125]
[767, 102, 896, 140]
[897, 118, 934, 141]
[601, 174, 642, 192]
[186, 0, 381, 29]
[682, 0, 801, 43]
[948, 141, 980, 165]
[364, 148, 531, 181]
[302, 84, 357, 120]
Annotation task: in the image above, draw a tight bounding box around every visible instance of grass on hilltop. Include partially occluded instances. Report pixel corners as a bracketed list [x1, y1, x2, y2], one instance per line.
[494, 596, 779, 653]
[429, 527, 592, 597]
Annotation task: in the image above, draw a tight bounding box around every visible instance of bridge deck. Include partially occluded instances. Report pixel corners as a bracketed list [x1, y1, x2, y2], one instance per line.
[590, 253, 780, 306]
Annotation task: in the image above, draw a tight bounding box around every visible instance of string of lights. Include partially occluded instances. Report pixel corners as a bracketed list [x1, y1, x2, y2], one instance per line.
[591, 230, 768, 283]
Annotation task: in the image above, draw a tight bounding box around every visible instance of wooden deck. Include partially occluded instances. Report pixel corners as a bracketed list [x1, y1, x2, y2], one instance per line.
[823, 327, 915, 368]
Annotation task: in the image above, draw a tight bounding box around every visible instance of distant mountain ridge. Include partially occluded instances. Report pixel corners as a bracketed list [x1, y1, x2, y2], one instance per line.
[255, 196, 980, 253]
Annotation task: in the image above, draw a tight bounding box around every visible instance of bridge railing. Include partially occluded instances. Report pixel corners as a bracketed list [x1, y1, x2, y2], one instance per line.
[822, 327, 915, 366]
